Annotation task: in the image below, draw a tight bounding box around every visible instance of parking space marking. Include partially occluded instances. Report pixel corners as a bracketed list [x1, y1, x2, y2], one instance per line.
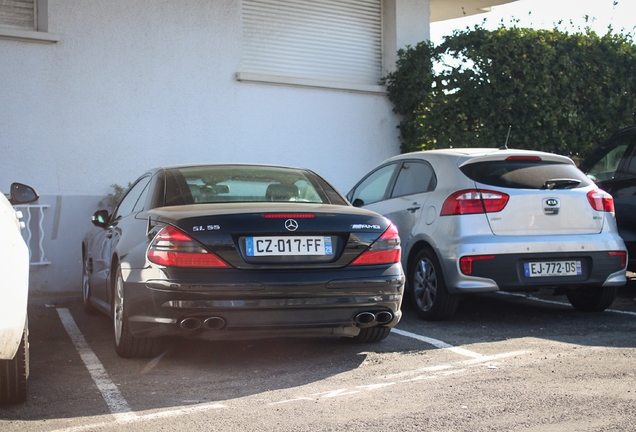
[391, 328, 484, 358]
[497, 291, 636, 316]
[269, 348, 530, 407]
[52, 402, 227, 432]
[56, 308, 133, 419]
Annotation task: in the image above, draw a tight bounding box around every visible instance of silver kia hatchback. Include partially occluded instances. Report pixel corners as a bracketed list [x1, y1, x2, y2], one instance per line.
[347, 148, 627, 320]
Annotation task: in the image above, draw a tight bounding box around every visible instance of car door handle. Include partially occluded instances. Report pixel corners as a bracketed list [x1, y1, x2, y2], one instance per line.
[407, 203, 421, 213]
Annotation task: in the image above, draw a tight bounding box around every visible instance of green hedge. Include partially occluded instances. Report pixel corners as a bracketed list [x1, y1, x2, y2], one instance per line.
[384, 26, 636, 158]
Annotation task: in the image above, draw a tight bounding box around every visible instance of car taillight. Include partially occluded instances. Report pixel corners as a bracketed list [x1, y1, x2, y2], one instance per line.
[587, 188, 615, 213]
[147, 225, 230, 268]
[350, 223, 401, 266]
[459, 255, 496, 275]
[505, 156, 542, 161]
[608, 251, 627, 269]
[441, 189, 509, 215]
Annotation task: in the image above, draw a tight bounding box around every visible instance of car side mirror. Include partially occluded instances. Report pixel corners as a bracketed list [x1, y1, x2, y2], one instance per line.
[352, 198, 365, 208]
[91, 209, 110, 228]
[9, 183, 39, 205]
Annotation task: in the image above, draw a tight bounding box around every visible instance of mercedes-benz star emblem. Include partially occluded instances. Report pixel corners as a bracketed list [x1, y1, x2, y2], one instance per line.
[285, 219, 299, 231]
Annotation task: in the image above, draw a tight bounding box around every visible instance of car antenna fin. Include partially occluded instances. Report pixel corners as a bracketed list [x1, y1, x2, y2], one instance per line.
[499, 125, 512, 150]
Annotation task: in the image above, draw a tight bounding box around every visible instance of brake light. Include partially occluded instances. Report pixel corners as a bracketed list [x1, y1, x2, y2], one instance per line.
[608, 251, 627, 269]
[263, 213, 315, 219]
[459, 255, 496, 275]
[587, 189, 615, 213]
[505, 156, 542, 161]
[350, 223, 401, 266]
[148, 225, 230, 268]
[441, 189, 509, 215]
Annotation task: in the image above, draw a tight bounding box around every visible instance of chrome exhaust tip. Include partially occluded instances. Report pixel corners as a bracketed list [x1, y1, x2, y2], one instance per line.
[354, 312, 376, 327]
[374, 311, 394, 325]
[203, 316, 226, 330]
[179, 317, 202, 331]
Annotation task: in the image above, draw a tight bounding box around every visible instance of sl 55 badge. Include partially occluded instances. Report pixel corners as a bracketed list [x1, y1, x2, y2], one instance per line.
[192, 225, 220, 231]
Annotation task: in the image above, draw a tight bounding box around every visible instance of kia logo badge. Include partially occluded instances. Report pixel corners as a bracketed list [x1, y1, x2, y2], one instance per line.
[543, 197, 560, 215]
[285, 219, 299, 231]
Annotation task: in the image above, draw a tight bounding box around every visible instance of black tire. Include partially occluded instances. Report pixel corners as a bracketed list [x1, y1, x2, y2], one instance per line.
[351, 326, 391, 344]
[409, 248, 459, 321]
[566, 286, 617, 312]
[82, 253, 98, 315]
[0, 319, 29, 404]
[112, 266, 163, 358]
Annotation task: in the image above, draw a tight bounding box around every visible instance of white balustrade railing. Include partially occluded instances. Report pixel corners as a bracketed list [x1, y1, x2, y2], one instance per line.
[13, 204, 51, 266]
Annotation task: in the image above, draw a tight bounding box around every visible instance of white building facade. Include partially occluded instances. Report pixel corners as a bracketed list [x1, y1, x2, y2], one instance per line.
[0, 0, 512, 294]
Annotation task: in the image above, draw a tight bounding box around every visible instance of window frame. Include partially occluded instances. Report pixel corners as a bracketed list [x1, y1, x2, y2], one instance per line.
[0, 0, 60, 43]
[237, 0, 387, 94]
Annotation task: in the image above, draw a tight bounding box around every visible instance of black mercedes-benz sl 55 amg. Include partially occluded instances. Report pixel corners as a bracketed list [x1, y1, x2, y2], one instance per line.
[82, 164, 404, 358]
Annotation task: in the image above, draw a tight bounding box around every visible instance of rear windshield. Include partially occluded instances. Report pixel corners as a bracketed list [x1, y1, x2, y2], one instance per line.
[460, 160, 593, 190]
[164, 165, 348, 206]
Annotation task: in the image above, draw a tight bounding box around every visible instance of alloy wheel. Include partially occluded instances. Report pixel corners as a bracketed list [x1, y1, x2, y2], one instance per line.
[413, 257, 436, 312]
[113, 269, 124, 347]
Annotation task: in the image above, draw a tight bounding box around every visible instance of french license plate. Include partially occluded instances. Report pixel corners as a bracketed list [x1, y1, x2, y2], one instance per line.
[246, 236, 333, 256]
[524, 260, 582, 277]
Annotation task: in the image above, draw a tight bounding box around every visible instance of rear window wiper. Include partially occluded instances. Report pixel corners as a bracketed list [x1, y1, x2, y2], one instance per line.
[542, 178, 582, 190]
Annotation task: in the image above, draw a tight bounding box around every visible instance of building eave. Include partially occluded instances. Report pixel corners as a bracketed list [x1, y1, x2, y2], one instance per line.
[430, 0, 518, 22]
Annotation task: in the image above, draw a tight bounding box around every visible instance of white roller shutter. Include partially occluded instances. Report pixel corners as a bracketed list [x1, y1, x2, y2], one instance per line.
[242, 0, 382, 86]
[0, 0, 35, 30]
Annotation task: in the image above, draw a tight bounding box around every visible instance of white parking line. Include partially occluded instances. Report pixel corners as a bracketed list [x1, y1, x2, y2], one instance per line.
[497, 291, 636, 316]
[52, 402, 227, 432]
[391, 328, 484, 358]
[56, 308, 134, 419]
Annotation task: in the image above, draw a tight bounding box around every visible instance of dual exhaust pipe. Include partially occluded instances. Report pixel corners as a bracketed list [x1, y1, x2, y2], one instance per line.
[180, 311, 393, 331]
[354, 311, 394, 328]
[179, 316, 226, 331]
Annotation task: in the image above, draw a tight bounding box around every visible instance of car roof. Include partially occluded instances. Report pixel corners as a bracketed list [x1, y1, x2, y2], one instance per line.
[386, 147, 574, 166]
[154, 163, 309, 171]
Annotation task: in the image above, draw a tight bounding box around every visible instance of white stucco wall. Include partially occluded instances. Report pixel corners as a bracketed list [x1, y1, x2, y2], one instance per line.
[0, 0, 431, 294]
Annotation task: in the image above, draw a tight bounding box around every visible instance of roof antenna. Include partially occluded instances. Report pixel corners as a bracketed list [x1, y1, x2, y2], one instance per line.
[500, 125, 512, 150]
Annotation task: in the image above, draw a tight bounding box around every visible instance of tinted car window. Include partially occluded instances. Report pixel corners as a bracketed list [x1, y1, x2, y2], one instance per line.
[583, 134, 634, 182]
[164, 165, 346, 206]
[391, 161, 436, 197]
[114, 176, 151, 219]
[348, 163, 397, 206]
[461, 160, 592, 190]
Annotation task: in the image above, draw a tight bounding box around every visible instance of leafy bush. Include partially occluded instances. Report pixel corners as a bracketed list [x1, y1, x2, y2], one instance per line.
[384, 25, 636, 158]
[99, 183, 131, 210]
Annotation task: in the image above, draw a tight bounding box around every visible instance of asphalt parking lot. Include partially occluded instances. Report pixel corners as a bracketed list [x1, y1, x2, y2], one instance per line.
[1, 284, 635, 431]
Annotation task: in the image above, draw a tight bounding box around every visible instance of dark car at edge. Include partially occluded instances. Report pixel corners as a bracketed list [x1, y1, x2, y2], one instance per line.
[82, 164, 404, 358]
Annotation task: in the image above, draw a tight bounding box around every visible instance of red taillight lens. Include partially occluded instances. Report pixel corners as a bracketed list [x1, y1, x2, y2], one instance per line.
[459, 255, 496, 275]
[147, 225, 230, 268]
[441, 189, 509, 216]
[587, 188, 615, 213]
[608, 251, 627, 269]
[350, 223, 402, 266]
[505, 156, 542, 161]
[263, 213, 315, 219]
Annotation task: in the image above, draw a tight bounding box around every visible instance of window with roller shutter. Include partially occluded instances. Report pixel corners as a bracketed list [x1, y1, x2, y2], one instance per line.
[238, 0, 384, 93]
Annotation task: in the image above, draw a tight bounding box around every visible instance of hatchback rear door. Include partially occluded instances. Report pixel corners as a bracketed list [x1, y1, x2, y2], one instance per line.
[460, 155, 604, 236]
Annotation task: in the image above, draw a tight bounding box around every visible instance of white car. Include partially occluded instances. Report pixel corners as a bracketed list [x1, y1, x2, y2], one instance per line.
[348, 148, 627, 320]
[0, 183, 38, 403]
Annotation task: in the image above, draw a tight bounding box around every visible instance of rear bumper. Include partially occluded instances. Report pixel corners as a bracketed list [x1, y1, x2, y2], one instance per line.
[438, 234, 627, 293]
[120, 264, 404, 340]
